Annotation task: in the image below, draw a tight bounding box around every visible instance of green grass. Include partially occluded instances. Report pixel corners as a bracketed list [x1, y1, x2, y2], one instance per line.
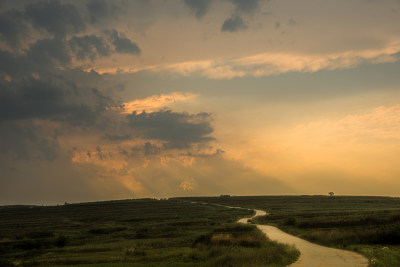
[179, 195, 400, 267]
[192, 223, 299, 267]
[0, 198, 299, 266]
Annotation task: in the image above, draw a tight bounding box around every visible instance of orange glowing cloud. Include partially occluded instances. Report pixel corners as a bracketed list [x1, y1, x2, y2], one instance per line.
[294, 104, 400, 145]
[87, 41, 400, 79]
[179, 178, 196, 191]
[212, 104, 400, 194]
[272, 104, 400, 183]
[71, 145, 146, 195]
[121, 92, 198, 114]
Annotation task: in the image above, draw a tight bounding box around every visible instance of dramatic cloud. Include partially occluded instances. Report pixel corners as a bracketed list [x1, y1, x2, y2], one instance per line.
[230, 0, 260, 14]
[184, 0, 212, 19]
[1, 0, 400, 203]
[0, 121, 59, 161]
[0, 37, 113, 124]
[221, 15, 248, 33]
[0, 1, 201, 204]
[106, 29, 141, 55]
[0, 2, 138, 167]
[2, 78, 114, 123]
[72, 147, 293, 198]
[0, 9, 27, 47]
[69, 35, 111, 61]
[86, 0, 119, 24]
[121, 92, 198, 114]
[132, 151, 294, 197]
[131, 44, 400, 79]
[28, 38, 71, 66]
[68, 31, 140, 62]
[219, 0, 260, 33]
[126, 110, 215, 148]
[26, 1, 85, 37]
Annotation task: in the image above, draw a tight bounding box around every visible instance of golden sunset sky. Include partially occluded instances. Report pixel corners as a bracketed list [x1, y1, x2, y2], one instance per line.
[1, 0, 400, 204]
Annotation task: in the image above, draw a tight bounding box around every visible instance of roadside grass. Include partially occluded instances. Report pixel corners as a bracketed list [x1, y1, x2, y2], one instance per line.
[0, 198, 298, 266]
[352, 245, 400, 267]
[193, 223, 299, 267]
[179, 195, 400, 267]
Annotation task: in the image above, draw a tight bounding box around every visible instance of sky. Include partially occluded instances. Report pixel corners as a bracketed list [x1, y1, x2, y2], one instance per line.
[1, 0, 400, 204]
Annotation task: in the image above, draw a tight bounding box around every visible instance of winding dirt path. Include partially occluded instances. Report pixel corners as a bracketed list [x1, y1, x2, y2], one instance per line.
[238, 209, 368, 267]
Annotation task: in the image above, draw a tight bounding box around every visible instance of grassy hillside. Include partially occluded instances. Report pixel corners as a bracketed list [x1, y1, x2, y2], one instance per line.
[179, 195, 400, 267]
[0, 198, 298, 266]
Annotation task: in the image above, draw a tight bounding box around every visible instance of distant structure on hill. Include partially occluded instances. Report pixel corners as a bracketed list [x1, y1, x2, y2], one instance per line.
[220, 194, 231, 198]
[328, 192, 335, 197]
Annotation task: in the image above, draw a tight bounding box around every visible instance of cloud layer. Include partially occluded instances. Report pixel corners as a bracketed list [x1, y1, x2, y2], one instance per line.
[1, 0, 400, 203]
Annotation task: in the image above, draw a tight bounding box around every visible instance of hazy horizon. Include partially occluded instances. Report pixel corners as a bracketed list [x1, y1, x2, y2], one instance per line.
[1, 0, 400, 205]
[3, 193, 400, 207]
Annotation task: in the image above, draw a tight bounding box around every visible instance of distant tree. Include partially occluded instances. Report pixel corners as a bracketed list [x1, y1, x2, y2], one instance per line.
[328, 192, 334, 197]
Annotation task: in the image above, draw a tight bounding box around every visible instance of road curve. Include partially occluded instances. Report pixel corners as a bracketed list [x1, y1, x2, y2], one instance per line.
[238, 209, 368, 267]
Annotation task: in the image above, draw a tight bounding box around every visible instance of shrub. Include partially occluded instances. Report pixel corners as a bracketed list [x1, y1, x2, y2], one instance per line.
[135, 227, 149, 239]
[13, 240, 43, 250]
[55, 235, 67, 247]
[88, 227, 126, 235]
[285, 217, 296, 226]
[27, 230, 55, 239]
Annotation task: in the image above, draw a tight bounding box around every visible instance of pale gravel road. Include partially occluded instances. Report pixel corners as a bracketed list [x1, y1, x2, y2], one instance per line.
[238, 209, 368, 267]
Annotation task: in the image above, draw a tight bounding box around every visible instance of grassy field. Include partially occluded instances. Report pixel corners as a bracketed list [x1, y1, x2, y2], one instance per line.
[179, 195, 400, 267]
[0, 198, 299, 266]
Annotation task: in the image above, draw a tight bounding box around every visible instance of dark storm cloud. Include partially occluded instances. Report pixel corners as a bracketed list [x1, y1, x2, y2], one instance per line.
[69, 32, 141, 61]
[0, 37, 75, 78]
[0, 9, 27, 47]
[106, 29, 141, 55]
[0, 50, 32, 79]
[126, 110, 215, 148]
[94, 145, 112, 161]
[69, 35, 111, 61]
[131, 142, 161, 156]
[221, 15, 247, 32]
[26, 1, 85, 38]
[230, 0, 260, 14]
[86, 0, 119, 24]
[0, 76, 112, 124]
[143, 142, 161, 155]
[220, 0, 262, 33]
[0, 122, 59, 161]
[184, 0, 212, 19]
[0, 1, 140, 58]
[28, 37, 71, 66]
[105, 134, 132, 141]
[0, 34, 114, 125]
[0, 1, 144, 165]
[0, 0, 224, 204]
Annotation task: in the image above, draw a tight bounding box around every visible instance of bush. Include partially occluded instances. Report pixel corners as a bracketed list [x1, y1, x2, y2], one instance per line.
[13, 240, 44, 250]
[88, 227, 126, 235]
[27, 230, 54, 239]
[55, 235, 67, 247]
[285, 217, 296, 226]
[135, 227, 149, 239]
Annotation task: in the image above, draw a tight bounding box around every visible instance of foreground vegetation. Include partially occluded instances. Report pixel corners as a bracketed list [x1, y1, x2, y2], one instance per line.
[0, 198, 299, 266]
[180, 195, 400, 267]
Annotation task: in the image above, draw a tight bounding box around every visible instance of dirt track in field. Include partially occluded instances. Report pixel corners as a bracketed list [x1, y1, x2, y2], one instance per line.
[238, 209, 368, 267]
